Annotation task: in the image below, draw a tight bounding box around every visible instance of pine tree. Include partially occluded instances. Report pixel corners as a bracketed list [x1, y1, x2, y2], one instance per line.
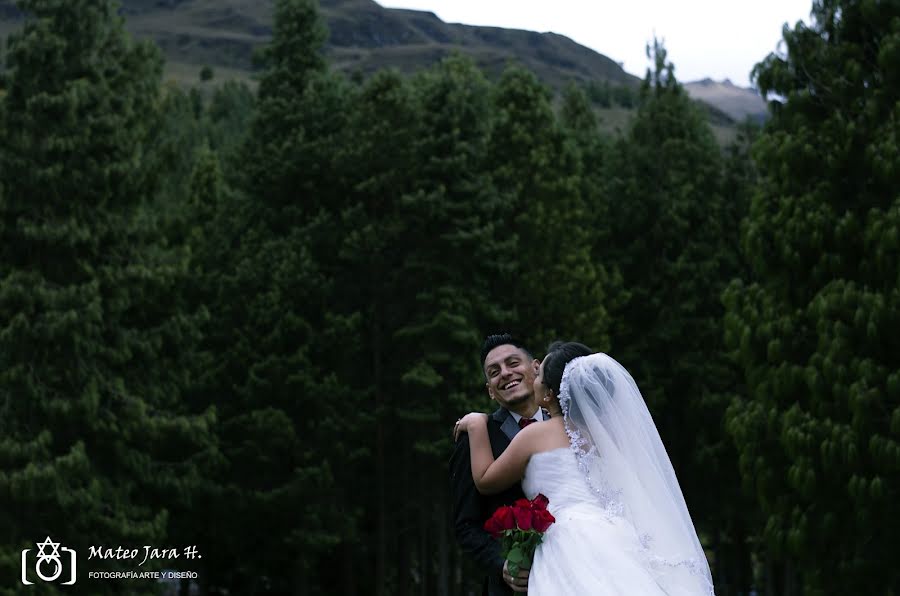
[602, 41, 752, 588]
[0, 0, 213, 593]
[558, 83, 628, 348]
[396, 56, 510, 594]
[724, 2, 900, 592]
[330, 56, 512, 595]
[487, 66, 613, 350]
[325, 67, 426, 594]
[241, 0, 332, 225]
[206, 81, 256, 176]
[198, 0, 355, 591]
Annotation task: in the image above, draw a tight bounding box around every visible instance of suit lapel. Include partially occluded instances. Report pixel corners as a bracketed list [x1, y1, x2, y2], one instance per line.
[495, 408, 519, 442]
[493, 408, 552, 441]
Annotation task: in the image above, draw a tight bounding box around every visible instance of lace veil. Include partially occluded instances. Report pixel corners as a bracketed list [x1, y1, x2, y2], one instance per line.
[559, 353, 715, 595]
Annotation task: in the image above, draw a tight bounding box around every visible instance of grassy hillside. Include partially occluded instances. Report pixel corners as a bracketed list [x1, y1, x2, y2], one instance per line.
[0, 0, 639, 88]
[0, 0, 748, 138]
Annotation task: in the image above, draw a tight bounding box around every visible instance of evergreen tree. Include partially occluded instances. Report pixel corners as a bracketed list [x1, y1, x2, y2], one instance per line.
[396, 56, 509, 594]
[198, 0, 355, 592]
[605, 40, 731, 410]
[152, 85, 211, 250]
[558, 83, 627, 345]
[330, 68, 424, 595]
[603, 41, 751, 588]
[206, 81, 256, 177]
[724, 1, 900, 592]
[241, 0, 334, 225]
[487, 66, 613, 351]
[331, 56, 511, 595]
[704, 118, 762, 596]
[0, 0, 213, 593]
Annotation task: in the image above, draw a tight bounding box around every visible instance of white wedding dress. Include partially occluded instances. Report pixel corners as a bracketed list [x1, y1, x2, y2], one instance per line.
[522, 446, 714, 595]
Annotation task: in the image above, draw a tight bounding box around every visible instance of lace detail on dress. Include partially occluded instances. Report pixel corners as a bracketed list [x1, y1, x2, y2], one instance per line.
[640, 548, 717, 596]
[633, 534, 716, 595]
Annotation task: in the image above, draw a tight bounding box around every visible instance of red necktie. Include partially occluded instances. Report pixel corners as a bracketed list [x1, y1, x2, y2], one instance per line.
[518, 417, 536, 429]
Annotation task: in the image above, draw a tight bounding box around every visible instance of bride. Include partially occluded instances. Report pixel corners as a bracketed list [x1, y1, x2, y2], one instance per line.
[455, 341, 715, 595]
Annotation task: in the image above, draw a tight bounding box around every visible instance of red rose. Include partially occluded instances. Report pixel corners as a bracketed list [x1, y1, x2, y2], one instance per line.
[513, 505, 533, 531]
[532, 508, 556, 533]
[483, 516, 501, 538]
[484, 505, 516, 538]
[496, 505, 516, 529]
[484, 495, 556, 579]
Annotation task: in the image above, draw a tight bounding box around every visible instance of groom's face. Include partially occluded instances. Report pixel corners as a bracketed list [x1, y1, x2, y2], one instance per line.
[483, 344, 539, 409]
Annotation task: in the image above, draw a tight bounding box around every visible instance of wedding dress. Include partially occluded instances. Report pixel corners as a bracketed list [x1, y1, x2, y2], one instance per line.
[522, 353, 715, 595]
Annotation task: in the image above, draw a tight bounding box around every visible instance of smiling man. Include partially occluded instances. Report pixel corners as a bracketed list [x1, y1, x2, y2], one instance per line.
[450, 333, 545, 595]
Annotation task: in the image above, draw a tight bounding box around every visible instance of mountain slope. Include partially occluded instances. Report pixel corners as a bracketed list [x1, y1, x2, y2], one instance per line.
[0, 0, 754, 131]
[0, 0, 639, 90]
[684, 78, 768, 123]
[320, 1, 639, 88]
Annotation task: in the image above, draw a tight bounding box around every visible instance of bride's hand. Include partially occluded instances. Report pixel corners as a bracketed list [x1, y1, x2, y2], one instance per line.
[453, 412, 488, 441]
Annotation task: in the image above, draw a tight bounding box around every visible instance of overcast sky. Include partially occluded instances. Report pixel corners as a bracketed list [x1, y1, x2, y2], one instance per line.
[375, 0, 813, 88]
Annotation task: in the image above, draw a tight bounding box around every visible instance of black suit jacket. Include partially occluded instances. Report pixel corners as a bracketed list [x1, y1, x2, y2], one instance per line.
[450, 407, 527, 596]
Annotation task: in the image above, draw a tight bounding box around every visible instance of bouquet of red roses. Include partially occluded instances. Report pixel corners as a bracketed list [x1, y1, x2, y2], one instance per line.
[483, 493, 555, 578]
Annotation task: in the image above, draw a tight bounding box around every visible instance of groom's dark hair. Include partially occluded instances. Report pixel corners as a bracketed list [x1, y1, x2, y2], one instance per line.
[480, 333, 533, 367]
[542, 341, 592, 395]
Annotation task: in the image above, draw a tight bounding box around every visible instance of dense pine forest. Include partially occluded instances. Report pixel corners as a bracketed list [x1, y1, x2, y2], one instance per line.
[0, 0, 897, 594]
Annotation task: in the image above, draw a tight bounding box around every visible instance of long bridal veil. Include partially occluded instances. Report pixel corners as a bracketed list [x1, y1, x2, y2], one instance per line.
[559, 353, 715, 595]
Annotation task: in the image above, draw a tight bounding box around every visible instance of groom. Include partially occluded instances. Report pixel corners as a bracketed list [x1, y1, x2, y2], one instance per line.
[450, 333, 547, 595]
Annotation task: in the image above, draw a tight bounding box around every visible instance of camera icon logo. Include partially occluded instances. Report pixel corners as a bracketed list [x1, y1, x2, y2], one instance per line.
[21, 536, 77, 585]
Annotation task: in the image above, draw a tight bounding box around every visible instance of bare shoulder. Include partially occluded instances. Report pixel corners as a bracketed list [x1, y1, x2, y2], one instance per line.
[515, 418, 569, 452]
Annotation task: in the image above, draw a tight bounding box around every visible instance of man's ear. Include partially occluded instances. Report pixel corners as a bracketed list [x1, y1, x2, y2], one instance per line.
[532, 359, 540, 374]
[486, 382, 495, 401]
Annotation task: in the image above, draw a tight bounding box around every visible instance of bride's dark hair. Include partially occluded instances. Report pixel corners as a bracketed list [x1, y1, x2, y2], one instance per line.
[542, 341, 592, 395]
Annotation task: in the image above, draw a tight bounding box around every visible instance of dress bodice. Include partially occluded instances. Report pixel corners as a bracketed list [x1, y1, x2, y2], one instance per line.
[522, 447, 601, 512]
